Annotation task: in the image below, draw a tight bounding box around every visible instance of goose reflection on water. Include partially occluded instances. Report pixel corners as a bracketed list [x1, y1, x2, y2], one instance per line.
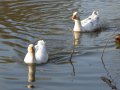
[73, 31, 81, 46]
[67, 31, 81, 76]
[27, 64, 36, 89]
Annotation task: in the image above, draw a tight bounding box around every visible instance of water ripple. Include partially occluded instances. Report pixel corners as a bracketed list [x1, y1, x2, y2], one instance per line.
[0, 0, 120, 90]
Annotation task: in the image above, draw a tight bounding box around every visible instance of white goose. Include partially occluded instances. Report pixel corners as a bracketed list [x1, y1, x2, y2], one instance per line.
[24, 40, 48, 64]
[34, 40, 48, 64]
[72, 11, 100, 32]
[24, 44, 35, 64]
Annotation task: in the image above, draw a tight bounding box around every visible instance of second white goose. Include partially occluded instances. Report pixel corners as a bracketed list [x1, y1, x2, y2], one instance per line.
[34, 40, 48, 64]
[72, 11, 100, 32]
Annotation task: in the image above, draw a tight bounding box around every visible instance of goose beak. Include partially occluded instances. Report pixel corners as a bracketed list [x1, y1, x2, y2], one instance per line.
[72, 15, 76, 20]
[92, 11, 98, 15]
[72, 11, 78, 20]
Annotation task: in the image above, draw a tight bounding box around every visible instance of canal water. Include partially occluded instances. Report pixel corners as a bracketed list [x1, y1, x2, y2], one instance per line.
[0, 0, 120, 90]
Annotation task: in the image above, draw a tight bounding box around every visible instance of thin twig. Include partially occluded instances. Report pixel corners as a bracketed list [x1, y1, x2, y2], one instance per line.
[101, 28, 118, 90]
[69, 29, 76, 76]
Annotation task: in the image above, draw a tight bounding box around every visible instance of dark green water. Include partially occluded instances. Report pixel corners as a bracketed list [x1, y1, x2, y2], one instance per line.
[0, 0, 120, 90]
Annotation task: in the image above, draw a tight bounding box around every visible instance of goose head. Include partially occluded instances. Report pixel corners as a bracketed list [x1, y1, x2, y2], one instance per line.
[28, 44, 34, 53]
[92, 11, 98, 15]
[72, 11, 82, 32]
[37, 40, 46, 46]
[72, 11, 79, 20]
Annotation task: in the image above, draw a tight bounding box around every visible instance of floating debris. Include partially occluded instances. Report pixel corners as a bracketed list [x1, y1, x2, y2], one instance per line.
[101, 76, 117, 90]
[115, 34, 120, 49]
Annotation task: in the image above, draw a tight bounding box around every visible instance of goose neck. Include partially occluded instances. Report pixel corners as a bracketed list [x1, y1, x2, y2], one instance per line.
[73, 19, 82, 32]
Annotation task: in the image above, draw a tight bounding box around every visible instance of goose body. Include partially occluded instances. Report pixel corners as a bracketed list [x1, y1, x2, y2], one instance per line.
[34, 40, 48, 64]
[24, 40, 48, 64]
[72, 11, 100, 32]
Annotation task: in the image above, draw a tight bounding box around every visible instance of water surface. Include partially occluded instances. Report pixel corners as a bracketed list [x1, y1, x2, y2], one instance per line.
[0, 0, 120, 90]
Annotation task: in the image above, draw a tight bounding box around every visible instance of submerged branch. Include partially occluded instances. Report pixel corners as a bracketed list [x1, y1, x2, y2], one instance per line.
[101, 29, 118, 90]
[69, 30, 76, 76]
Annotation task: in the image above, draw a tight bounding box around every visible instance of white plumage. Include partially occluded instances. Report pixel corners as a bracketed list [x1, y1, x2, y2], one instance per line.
[34, 40, 48, 64]
[72, 11, 100, 32]
[24, 44, 35, 64]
